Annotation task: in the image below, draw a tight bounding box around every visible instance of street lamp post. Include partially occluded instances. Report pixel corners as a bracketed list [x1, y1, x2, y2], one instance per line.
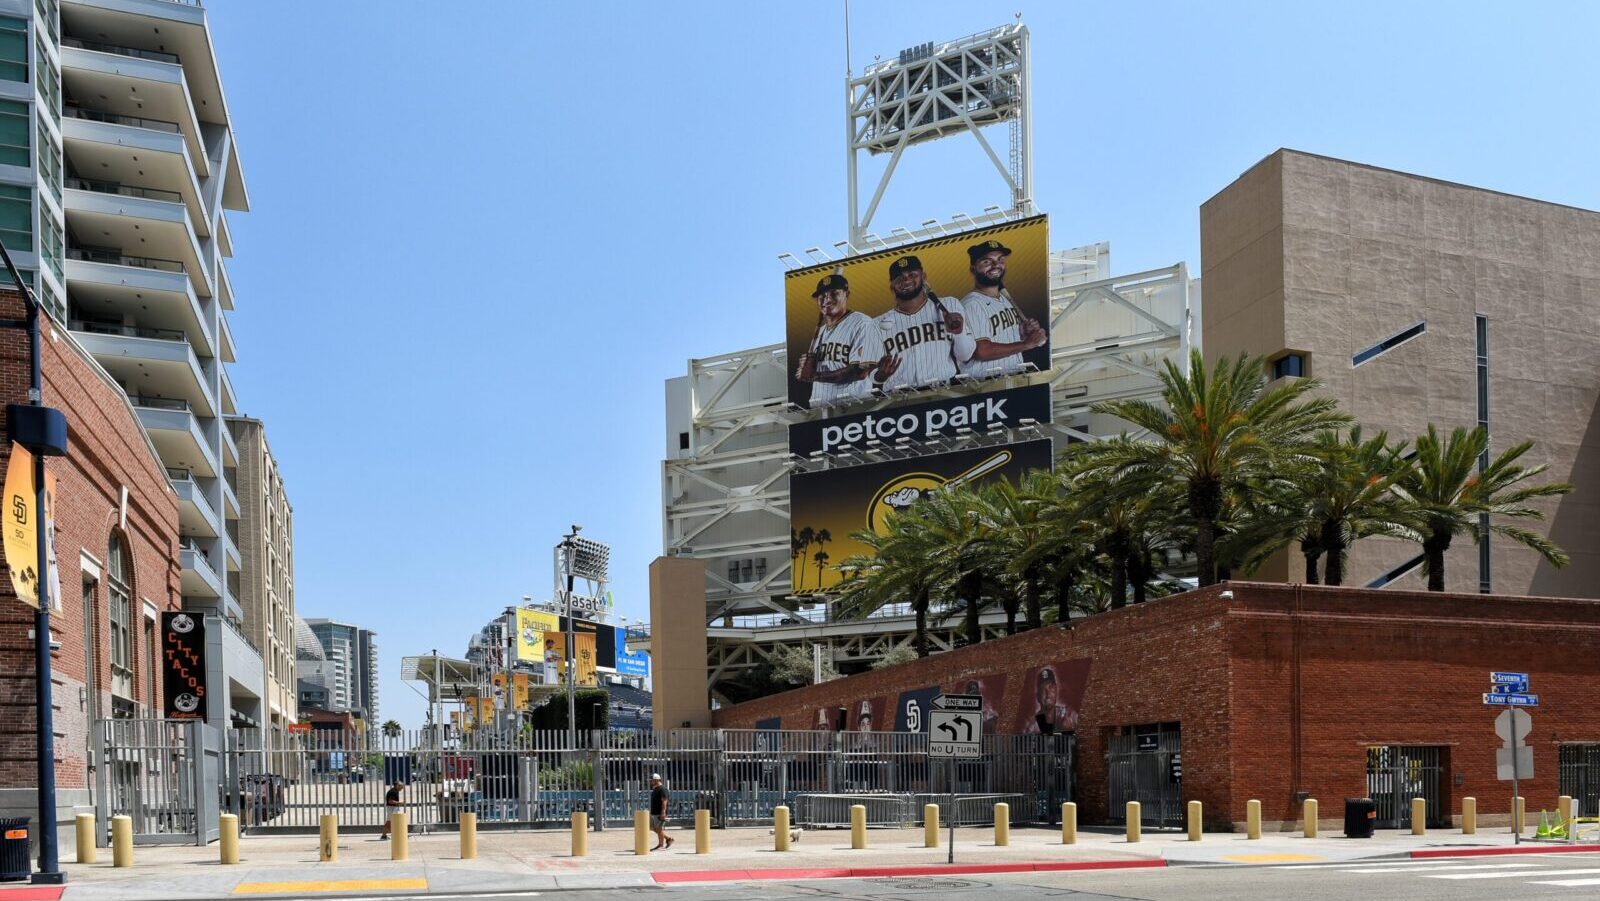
[560, 528, 579, 751]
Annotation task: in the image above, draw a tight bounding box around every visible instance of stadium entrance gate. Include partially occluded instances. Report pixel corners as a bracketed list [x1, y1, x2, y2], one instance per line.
[92, 718, 221, 846]
[1107, 724, 1183, 828]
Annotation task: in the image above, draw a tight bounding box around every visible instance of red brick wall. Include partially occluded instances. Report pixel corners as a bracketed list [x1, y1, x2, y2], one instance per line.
[714, 582, 1600, 830]
[0, 289, 182, 790]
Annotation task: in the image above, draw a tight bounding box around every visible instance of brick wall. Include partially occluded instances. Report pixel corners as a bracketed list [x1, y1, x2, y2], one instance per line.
[714, 582, 1600, 830]
[0, 289, 182, 790]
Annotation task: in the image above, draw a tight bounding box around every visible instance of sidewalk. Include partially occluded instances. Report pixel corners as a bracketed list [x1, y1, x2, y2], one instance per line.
[2, 823, 1572, 900]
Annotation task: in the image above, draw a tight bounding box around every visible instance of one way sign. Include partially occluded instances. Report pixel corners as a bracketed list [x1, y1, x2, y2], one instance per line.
[929, 709, 982, 759]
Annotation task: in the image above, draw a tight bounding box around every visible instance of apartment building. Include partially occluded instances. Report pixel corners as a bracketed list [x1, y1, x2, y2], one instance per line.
[228, 417, 294, 744]
[304, 619, 378, 724]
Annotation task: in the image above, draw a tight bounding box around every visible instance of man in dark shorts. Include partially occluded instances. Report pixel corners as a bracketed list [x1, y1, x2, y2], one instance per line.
[379, 779, 406, 839]
[649, 773, 673, 850]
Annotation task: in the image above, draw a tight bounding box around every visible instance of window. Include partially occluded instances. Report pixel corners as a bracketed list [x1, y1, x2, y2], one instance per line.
[0, 100, 27, 168]
[39, 201, 60, 281]
[678, 432, 690, 451]
[33, 36, 56, 120]
[0, 182, 31, 253]
[1271, 353, 1306, 380]
[143, 615, 157, 713]
[36, 120, 57, 205]
[108, 534, 133, 705]
[35, 0, 57, 45]
[0, 16, 25, 82]
[1353, 321, 1426, 366]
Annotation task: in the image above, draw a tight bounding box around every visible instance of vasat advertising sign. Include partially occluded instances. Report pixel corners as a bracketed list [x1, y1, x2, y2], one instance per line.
[789, 438, 1052, 595]
[785, 215, 1049, 410]
[789, 383, 1051, 457]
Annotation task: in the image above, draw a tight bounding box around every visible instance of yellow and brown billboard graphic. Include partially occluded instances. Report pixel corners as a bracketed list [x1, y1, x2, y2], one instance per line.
[785, 215, 1049, 410]
[515, 608, 559, 663]
[789, 439, 1052, 595]
[549, 631, 598, 686]
[3, 443, 54, 608]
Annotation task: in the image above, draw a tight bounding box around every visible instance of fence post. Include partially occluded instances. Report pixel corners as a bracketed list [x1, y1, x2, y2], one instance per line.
[74, 813, 95, 864]
[926, 804, 940, 848]
[319, 814, 337, 862]
[391, 812, 409, 860]
[1247, 800, 1262, 839]
[591, 733, 605, 833]
[111, 815, 132, 867]
[695, 808, 710, 854]
[775, 805, 791, 851]
[1126, 802, 1141, 842]
[1061, 802, 1077, 844]
[1462, 797, 1476, 834]
[460, 812, 477, 859]
[1303, 798, 1318, 838]
[571, 811, 588, 857]
[1410, 798, 1426, 836]
[220, 813, 239, 864]
[1187, 800, 1202, 841]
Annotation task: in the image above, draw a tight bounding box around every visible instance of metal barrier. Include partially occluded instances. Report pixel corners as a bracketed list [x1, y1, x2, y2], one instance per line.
[793, 793, 914, 827]
[93, 719, 220, 846]
[910, 792, 1030, 826]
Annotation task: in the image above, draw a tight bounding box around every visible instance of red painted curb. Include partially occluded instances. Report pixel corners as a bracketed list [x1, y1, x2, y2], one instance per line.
[1410, 844, 1600, 859]
[651, 858, 1166, 883]
[0, 887, 66, 901]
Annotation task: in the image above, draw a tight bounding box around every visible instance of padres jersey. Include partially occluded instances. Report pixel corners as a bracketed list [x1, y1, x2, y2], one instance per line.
[873, 297, 963, 392]
[959, 290, 1029, 379]
[808, 310, 876, 406]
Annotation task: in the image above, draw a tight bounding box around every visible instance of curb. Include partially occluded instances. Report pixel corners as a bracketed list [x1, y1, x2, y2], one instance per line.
[1410, 843, 1600, 859]
[652, 859, 1167, 883]
[0, 888, 65, 901]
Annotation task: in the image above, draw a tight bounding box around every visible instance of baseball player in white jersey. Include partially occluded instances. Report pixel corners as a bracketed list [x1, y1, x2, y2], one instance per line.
[958, 239, 1047, 379]
[871, 255, 975, 394]
[794, 273, 879, 407]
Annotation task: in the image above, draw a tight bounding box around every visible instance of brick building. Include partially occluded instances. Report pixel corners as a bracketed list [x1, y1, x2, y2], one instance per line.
[712, 581, 1600, 831]
[0, 288, 183, 833]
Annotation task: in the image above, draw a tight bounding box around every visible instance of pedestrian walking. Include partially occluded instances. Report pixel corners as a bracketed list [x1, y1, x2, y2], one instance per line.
[649, 773, 674, 850]
[379, 779, 406, 840]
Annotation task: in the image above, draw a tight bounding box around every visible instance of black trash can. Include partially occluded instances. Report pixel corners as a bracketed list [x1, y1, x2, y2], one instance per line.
[0, 817, 30, 881]
[1343, 798, 1376, 838]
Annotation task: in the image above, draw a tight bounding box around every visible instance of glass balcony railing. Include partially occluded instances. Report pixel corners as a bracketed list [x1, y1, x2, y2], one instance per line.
[166, 467, 193, 481]
[127, 393, 190, 412]
[62, 37, 180, 65]
[63, 105, 181, 135]
[67, 247, 185, 273]
[65, 177, 183, 205]
[71, 319, 187, 343]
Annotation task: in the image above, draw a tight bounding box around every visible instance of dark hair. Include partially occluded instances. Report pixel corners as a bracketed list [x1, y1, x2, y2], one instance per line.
[1035, 667, 1057, 703]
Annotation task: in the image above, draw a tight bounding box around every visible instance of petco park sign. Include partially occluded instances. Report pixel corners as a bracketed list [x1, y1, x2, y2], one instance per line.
[789, 384, 1051, 457]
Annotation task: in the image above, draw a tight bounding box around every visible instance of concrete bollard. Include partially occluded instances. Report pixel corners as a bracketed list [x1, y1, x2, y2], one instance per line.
[1187, 800, 1202, 841]
[1514, 796, 1525, 834]
[1462, 797, 1476, 834]
[1061, 802, 1077, 845]
[571, 811, 588, 857]
[1303, 798, 1318, 838]
[635, 810, 651, 856]
[1126, 801, 1141, 843]
[1559, 795, 1573, 828]
[75, 813, 95, 864]
[390, 812, 409, 860]
[925, 804, 940, 848]
[1247, 800, 1262, 840]
[851, 804, 867, 849]
[994, 802, 1009, 846]
[695, 809, 710, 854]
[319, 814, 338, 862]
[1411, 798, 1426, 835]
[774, 806, 791, 852]
[220, 813, 239, 865]
[111, 815, 132, 868]
[460, 812, 477, 859]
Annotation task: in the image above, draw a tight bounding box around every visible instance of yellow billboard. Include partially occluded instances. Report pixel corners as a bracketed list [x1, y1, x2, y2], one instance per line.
[548, 630, 598, 687]
[3, 444, 54, 609]
[516, 608, 559, 662]
[512, 672, 530, 709]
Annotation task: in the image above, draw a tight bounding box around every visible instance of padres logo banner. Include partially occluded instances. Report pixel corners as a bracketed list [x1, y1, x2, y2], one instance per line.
[512, 672, 530, 709]
[515, 608, 559, 663]
[3, 443, 38, 607]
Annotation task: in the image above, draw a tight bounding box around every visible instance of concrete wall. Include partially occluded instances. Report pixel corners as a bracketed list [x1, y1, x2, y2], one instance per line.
[649, 556, 710, 730]
[1202, 149, 1600, 594]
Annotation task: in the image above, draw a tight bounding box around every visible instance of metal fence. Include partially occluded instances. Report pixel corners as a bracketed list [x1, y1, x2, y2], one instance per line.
[93, 718, 220, 846]
[1366, 745, 1445, 829]
[225, 727, 1073, 832]
[1559, 744, 1600, 819]
[1107, 729, 1183, 828]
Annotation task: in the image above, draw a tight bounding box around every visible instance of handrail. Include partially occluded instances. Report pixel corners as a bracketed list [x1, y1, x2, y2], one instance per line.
[71, 319, 187, 343]
[63, 105, 181, 135]
[62, 37, 180, 65]
[128, 393, 190, 412]
[65, 176, 183, 205]
[68, 247, 185, 273]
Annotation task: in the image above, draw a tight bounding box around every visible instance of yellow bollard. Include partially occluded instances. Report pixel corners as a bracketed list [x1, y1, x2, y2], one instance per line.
[1247, 800, 1262, 839]
[1061, 802, 1077, 845]
[571, 811, 588, 857]
[111, 815, 132, 868]
[1514, 796, 1525, 834]
[1126, 801, 1141, 843]
[1411, 798, 1426, 835]
[994, 802, 1009, 846]
[695, 809, 710, 854]
[1559, 795, 1573, 829]
[219, 813, 239, 865]
[925, 804, 940, 848]
[391, 812, 409, 860]
[1462, 797, 1477, 834]
[774, 806, 791, 852]
[851, 804, 867, 849]
[1303, 798, 1318, 838]
[635, 810, 651, 855]
[319, 814, 338, 862]
[460, 812, 477, 860]
[1187, 800, 1202, 841]
[75, 813, 95, 864]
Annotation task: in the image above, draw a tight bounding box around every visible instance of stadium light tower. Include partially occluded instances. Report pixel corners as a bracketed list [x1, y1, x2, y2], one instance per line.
[845, 21, 1032, 247]
[554, 528, 609, 749]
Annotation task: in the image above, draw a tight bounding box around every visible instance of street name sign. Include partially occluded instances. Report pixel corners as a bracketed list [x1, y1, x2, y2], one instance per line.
[929, 709, 982, 758]
[1482, 692, 1539, 707]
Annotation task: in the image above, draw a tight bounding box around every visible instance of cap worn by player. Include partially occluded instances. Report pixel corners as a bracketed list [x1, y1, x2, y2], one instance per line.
[888, 256, 923, 279]
[812, 273, 848, 297]
[967, 239, 1012, 261]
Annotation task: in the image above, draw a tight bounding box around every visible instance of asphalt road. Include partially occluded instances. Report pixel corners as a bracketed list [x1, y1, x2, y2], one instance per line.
[303, 852, 1600, 901]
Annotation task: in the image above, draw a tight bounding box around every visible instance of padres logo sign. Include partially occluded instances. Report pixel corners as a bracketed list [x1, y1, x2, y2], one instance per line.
[864, 450, 1012, 533]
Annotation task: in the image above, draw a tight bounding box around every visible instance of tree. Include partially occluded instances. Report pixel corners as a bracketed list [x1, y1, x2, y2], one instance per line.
[792, 527, 815, 592]
[1093, 350, 1349, 586]
[835, 513, 942, 657]
[1018, 451, 1099, 626]
[381, 719, 402, 739]
[768, 642, 835, 685]
[983, 472, 1057, 631]
[912, 486, 999, 645]
[872, 644, 918, 670]
[1397, 425, 1572, 591]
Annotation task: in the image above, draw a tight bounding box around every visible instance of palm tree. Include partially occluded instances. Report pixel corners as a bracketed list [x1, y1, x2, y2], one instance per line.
[1020, 451, 1098, 626]
[381, 719, 402, 739]
[834, 519, 940, 656]
[1093, 350, 1350, 586]
[811, 529, 832, 589]
[813, 550, 830, 588]
[1397, 425, 1572, 591]
[981, 472, 1057, 631]
[914, 486, 999, 645]
[792, 526, 815, 592]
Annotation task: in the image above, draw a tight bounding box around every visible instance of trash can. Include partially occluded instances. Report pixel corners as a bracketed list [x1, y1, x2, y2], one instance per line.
[0, 817, 30, 881]
[1343, 798, 1376, 838]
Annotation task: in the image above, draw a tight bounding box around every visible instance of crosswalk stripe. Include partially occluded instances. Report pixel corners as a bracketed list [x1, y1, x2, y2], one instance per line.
[1428, 868, 1600, 880]
[1273, 859, 1459, 870]
[1529, 878, 1600, 886]
[1340, 863, 1541, 874]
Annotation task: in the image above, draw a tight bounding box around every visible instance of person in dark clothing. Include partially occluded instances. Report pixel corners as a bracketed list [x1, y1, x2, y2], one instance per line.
[649, 773, 673, 850]
[379, 780, 406, 839]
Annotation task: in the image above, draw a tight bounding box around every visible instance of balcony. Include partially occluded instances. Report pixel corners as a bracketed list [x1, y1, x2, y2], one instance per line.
[129, 394, 218, 478]
[179, 536, 221, 598]
[59, 43, 206, 176]
[62, 106, 209, 237]
[220, 470, 239, 521]
[71, 316, 214, 416]
[220, 411, 238, 466]
[64, 246, 212, 357]
[64, 180, 208, 298]
[217, 312, 235, 364]
[219, 365, 237, 415]
[223, 531, 240, 573]
[166, 466, 218, 539]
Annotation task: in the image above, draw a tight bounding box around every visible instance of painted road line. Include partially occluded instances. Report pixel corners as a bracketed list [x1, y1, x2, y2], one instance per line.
[1339, 863, 1543, 874]
[233, 878, 428, 894]
[1428, 868, 1600, 880]
[1529, 878, 1600, 887]
[1271, 859, 1483, 870]
[1222, 853, 1328, 863]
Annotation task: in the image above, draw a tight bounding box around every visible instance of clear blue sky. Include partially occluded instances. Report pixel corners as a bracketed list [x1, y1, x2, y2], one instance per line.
[211, 1, 1600, 728]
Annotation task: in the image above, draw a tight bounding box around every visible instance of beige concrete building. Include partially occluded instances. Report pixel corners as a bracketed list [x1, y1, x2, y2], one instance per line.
[1202, 149, 1600, 595]
[228, 417, 297, 743]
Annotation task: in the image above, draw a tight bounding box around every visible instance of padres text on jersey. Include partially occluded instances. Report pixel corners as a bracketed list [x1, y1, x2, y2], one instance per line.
[959, 290, 1029, 379]
[809, 310, 876, 406]
[874, 299, 963, 392]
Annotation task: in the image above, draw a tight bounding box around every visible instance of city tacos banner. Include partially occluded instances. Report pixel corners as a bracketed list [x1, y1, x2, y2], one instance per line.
[161, 611, 208, 719]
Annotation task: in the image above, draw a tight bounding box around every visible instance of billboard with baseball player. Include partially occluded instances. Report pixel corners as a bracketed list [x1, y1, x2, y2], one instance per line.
[788, 438, 1051, 595]
[785, 215, 1050, 410]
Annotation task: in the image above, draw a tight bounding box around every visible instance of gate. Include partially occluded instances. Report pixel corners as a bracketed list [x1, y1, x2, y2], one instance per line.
[1559, 744, 1600, 818]
[93, 718, 220, 846]
[1367, 745, 1445, 829]
[1107, 726, 1182, 828]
